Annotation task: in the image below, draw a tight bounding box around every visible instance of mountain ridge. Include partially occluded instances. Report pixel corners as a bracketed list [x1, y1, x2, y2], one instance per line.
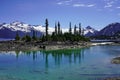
[1, 21, 119, 39]
[97, 22, 120, 36]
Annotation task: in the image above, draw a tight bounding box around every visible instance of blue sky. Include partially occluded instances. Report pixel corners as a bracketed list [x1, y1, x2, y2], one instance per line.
[0, 0, 120, 30]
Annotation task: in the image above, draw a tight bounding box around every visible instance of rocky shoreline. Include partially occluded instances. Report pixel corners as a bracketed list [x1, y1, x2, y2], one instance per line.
[0, 40, 119, 51]
[0, 41, 91, 51]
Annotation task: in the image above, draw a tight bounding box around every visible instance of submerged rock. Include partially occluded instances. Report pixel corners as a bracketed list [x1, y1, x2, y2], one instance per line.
[111, 57, 120, 64]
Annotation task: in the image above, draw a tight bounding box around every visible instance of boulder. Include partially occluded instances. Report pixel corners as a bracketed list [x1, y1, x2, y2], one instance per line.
[111, 57, 120, 64]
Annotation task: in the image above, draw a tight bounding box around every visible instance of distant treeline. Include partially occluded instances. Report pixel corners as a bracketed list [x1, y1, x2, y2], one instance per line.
[15, 19, 89, 42]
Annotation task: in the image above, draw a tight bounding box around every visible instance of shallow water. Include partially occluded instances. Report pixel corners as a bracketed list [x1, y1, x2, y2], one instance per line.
[0, 45, 120, 80]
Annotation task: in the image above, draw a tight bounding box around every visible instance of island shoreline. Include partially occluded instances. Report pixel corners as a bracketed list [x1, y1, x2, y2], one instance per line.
[0, 40, 92, 51]
[0, 40, 120, 51]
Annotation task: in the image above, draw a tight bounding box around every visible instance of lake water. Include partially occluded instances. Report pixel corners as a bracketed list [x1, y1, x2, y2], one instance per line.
[0, 45, 120, 80]
[0, 38, 14, 41]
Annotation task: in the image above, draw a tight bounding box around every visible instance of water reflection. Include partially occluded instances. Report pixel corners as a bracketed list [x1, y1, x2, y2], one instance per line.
[0, 49, 85, 67]
[41, 49, 85, 67]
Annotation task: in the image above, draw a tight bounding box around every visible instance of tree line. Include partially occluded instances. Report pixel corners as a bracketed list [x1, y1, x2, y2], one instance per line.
[15, 18, 89, 42]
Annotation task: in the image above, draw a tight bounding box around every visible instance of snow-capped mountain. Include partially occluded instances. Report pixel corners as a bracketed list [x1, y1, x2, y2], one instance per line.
[0, 21, 46, 38]
[0, 21, 99, 38]
[84, 26, 98, 37]
[0, 21, 45, 32]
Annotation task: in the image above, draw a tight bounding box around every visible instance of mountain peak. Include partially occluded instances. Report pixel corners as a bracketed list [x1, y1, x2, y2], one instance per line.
[86, 26, 93, 29]
[84, 26, 98, 37]
[10, 21, 26, 26]
[98, 22, 120, 36]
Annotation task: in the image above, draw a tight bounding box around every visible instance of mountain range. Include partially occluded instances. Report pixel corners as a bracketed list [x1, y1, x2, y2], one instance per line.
[0, 21, 96, 38]
[0, 21, 120, 39]
[0, 21, 45, 38]
[84, 22, 120, 37]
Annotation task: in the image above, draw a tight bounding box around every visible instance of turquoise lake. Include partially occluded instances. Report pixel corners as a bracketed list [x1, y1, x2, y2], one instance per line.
[0, 45, 120, 80]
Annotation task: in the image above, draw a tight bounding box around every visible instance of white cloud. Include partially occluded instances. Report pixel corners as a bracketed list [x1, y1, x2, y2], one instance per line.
[56, 0, 72, 5]
[87, 4, 95, 7]
[57, 2, 63, 5]
[73, 3, 95, 8]
[73, 4, 85, 7]
[104, 1, 113, 8]
[104, 0, 116, 8]
[56, 0, 95, 8]
[116, 7, 120, 9]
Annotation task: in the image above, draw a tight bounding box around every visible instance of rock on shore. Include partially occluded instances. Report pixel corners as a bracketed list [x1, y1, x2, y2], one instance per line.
[111, 57, 120, 64]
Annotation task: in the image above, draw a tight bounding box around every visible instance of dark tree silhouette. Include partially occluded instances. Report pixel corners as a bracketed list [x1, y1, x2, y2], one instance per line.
[15, 32, 20, 41]
[69, 22, 72, 34]
[55, 22, 57, 35]
[45, 19, 49, 41]
[74, 25, 77, 35]
[79, 23, 81, 35]
[58, 22, 60, 35]
[81, 28, 84, 36]
[32, 30, 37, 40]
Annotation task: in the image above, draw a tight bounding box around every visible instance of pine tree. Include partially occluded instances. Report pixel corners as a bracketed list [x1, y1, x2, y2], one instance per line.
[15, 32, 20, 41]
[45, 18, 49, 41]
[69, 22, 72, 34]
[55, 22, 57, 35]
[79, 23, 81, 35]
[58, 22, 60, 35]
[81, 28, 84, 36]
[32, 30, 37, 40]
[74, 25, 77, 35]
[25, 35, 31, 42]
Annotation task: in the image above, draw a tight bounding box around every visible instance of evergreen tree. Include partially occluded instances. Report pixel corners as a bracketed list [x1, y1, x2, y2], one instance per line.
[51, 32, 57, 41]
[32, 30, 37, 40]
[69, 22, 72, 34]
[81, 28, 84, 36]
[79, 23, 81, 35]
[15, 32, 20, 41]
[58, 22, 60, 35]
[45, 18, 49, 41]
[25, 35, 31, 42]
[74, 25, 77, 35]
[55, 22, 57, 35]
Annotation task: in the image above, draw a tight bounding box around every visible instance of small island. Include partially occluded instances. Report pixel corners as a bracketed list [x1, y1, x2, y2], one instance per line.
[0, 19, 90, 51]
